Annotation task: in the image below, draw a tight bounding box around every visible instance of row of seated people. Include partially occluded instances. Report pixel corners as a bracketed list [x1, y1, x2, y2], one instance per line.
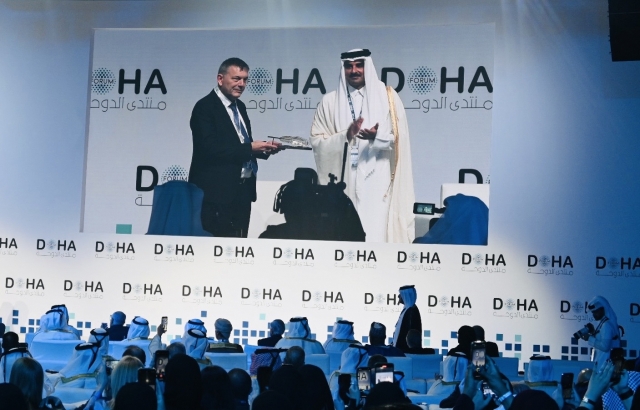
[2, 328, 640, 410]
[3, 304, 639, 409]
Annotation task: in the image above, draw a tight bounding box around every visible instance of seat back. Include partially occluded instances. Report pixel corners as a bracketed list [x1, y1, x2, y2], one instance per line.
[205, 353, 247, 371]
[30, 340, 80, 372]
[306, 354, 330, 376]
[328, 352, 343, 373]
[108, 340, 153, 367]
[243, 345, 260, 370]
[385, 356, 413, 380]
[548, 359, 593, 382]
[492, 356, 519, 379]
[406, 354, 442, 380]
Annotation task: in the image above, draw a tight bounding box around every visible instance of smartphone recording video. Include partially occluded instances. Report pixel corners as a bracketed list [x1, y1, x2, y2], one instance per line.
[154, 350, 169, 381]
[470, 341, 486, 379]
[561, 372, 574, 400]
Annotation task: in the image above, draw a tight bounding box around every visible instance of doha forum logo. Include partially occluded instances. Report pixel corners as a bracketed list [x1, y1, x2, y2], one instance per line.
[408, 66, 438, 94]
[91, 68, 116, 95]
[161, 165, 188, 183]
[246, 68, 273, 95]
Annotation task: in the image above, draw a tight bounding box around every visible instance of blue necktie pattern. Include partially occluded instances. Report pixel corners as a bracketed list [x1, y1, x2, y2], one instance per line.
[230, 102, 258, 175]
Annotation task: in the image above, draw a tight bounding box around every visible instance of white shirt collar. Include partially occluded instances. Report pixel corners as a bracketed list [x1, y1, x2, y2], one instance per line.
[347, 84, 366, 98]
[215, 87, 234, 107]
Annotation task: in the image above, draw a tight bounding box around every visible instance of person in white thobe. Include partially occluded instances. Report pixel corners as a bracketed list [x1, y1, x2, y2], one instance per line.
[33, 308, 80, 342]
[310, 48, 415, 243]
[275, 317, 325, 356]
[323, 320, 361, 355]
[583, 296, 620, 371]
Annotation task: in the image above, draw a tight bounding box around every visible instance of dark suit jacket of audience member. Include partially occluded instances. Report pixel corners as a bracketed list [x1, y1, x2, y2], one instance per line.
[257, 334, 282, 347]
[106, 324, 129, 342]
[405, 346, 436, 355]
[267, 364, 305, 409]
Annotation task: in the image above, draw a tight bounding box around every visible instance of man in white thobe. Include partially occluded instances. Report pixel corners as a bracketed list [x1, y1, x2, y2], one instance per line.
[310, 48, 415, 243]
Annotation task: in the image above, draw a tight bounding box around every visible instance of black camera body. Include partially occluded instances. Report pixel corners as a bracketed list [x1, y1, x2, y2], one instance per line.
[573, 322, 595, 340]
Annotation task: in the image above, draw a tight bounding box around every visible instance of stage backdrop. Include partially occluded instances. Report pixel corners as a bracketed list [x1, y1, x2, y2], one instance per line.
[2, 232, 639, 369]
[81, 25, 494, 240]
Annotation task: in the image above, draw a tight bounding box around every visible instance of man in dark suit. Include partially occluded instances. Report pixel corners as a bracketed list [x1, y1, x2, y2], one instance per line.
[257, 319, 285, 347]
[105, 311, 128, 342]
[189, 57, 280, 237]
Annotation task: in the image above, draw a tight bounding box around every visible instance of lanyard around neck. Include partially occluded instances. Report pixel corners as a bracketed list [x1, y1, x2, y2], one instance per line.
[346, 89, 363, 123]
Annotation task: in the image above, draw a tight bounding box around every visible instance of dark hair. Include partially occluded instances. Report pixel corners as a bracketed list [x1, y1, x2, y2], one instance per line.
[1, 332, 19, 351]
[122, 345, 146, 365]
[252, 390, 294, 410]
[510, 389, 559, 410]
[300, 364, 335, 410]
[165, 354, 202, 410]
[364, 382, 410, 410]
[228, 368, 252, 399]
[166, 342, 186, 359]
[114, 382, 157, 410]
[0, 383, 28, 410]
[200, 365, 233, 410]
[368, 354, 388, 368]
[218, 58, 249, 75]
[9, 357, 43, 409]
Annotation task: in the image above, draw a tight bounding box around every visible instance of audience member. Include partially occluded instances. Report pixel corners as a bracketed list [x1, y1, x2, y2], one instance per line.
[448, 326, 475, 359]
[180, 329, 211, 369]
[404, 329, 434, 355]
[258, 319, 285, 347]
[0, 382, 28, 410]
[171, 318, 207, 345]
[113, 382, 157, 410]
[363, 382, 410, 410]
[276, 317, 325, 355]
[50, 304, 82, 338]
[365, 323, 404, 357]
[200, 365, 234, 410]
[268, 346, 306, 408]
[33, 309, 79, 342]
[54, 328, 109, 388]
[125, 316, 150, 340]
[167, 342, 186, 359]
[207, 319, 243, 353]
[9, 357, 45, 410]
[324, 320, 361, 355]
[228, 368, 252, 410]
[575, 360, 633, 410]
[392, 285, 422, 353]
[472, 325, 499, 357]
[519, 355, 558, 397]
[252, 390, 294, 410]
[109, 356, 145, 409]
[0, 319, 7, 354]
[122, 345, 146, 365]
[106, 311, 128, 342]
[300, 364, 334, 410]
[0, 332, 30, 383]
[163, 354, 202, 410]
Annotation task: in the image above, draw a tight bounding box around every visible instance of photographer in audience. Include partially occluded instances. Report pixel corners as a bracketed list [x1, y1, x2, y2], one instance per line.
[576, 296, 621, 372]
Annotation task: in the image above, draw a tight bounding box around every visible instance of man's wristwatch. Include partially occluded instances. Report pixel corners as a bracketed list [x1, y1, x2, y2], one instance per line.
[581, 397, 597, 406]
[496, 391, 512, 404]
